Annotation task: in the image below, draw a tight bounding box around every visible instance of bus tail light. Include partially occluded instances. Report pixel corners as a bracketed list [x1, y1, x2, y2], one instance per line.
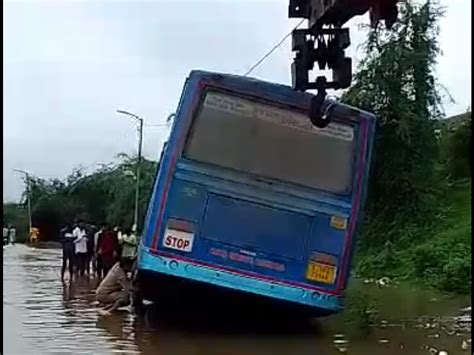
[166, 218, 195, 233]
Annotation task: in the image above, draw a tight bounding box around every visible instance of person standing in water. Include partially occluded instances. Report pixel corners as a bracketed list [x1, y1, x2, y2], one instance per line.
[8, 225, 16, 244]
[3, 225, 9, 245]
[120, 227, 138, 261]
[85, 224, 96, 276]
[115, 226, 123, 258]
[94, 224, 105, 277]
[73, 222, 88, 277]
[96, 226, 118, 278]
[60, 225, 75, 282]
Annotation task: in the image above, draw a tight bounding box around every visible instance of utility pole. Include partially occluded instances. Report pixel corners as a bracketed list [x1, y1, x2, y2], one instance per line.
[117, 109, 144, 232]
[135, 117, 144, 232]
[14, 169, 32, 236]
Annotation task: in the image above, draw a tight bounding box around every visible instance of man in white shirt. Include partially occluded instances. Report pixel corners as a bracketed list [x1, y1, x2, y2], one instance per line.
[9, 227, 16, 244]
[120, 228, 138, 260]
[3, 226, 9, 245]
[73, 222, 88, 277]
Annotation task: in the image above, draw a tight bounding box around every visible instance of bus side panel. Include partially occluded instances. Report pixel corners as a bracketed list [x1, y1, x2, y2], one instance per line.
[142, 75, 201, 248]
[340, 112, 377, 290]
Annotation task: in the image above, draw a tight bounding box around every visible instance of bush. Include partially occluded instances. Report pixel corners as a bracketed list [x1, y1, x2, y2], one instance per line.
[440, 113, 471, 180]
[355, 242, 403, 279]
[410, 232, 471, 294]
[438, 256, 471, 294]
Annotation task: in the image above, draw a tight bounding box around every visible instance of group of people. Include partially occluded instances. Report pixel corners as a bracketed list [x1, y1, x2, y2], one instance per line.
[3, 225, 16, 245]
[60, 221, 138, 282]
[61, 220, 140, 316]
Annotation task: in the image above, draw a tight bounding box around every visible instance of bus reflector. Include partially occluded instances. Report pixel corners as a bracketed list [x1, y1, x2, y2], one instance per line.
[330, 216, 348, 230]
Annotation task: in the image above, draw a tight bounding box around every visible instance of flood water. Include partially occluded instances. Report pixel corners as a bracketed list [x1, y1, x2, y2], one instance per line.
[3, 244, 471, 354]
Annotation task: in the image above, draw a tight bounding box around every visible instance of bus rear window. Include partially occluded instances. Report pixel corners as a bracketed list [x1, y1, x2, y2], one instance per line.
[183, 91, 355, 194]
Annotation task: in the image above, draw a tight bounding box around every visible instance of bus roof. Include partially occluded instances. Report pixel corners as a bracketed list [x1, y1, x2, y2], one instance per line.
[186, 70, 376, 125]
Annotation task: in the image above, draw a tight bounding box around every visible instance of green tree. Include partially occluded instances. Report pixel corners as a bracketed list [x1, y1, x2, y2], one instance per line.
[3, 203, 29, 242]
[19, 154, 158, 241]
[343, 0, 445, 248]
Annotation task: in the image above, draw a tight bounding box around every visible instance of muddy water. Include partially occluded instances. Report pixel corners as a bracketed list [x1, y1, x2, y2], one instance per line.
[3, 244, 471, 355]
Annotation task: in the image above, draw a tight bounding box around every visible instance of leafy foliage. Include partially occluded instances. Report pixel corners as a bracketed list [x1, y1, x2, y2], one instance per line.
[343, 1, 470, 294]
[343, 0, 445, 249]
[3, 203, 29, 242]
[8, 154, 158, 241]
[439, 112, 471, 180]
[409, 180, 471, 293]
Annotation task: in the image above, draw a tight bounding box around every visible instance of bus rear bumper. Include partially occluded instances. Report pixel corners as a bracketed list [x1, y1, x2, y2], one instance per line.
[137, 248, 343, 314]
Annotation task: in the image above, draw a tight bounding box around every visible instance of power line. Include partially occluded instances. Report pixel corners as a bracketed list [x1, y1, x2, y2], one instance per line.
[243, 19, 305, 77]
[144, 114, 176, 128]
[144, 123, 168, 128]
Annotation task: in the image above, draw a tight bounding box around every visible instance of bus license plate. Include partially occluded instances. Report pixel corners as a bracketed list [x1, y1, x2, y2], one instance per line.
[306, 262, 336, 284]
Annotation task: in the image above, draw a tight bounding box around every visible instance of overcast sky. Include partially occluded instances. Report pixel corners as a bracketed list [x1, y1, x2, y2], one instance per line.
[4, 0, 471, 202]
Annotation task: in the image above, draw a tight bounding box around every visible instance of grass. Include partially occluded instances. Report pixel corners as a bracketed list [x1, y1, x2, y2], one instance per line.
[355, 179, 471, 294]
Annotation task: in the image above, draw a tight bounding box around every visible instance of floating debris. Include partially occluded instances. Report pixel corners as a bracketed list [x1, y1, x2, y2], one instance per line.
[423, 344, 440, 354]
[456, 315, 471, 324]
[378, 339, 390, 344]
[333, 334, 349, 353]
[376, 277, 391, 287]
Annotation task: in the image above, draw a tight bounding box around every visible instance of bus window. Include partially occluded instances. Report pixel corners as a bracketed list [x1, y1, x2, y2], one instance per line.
[184, 91, 355, 195]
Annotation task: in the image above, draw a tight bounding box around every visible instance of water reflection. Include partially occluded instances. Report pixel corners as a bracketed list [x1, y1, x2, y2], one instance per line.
[3, 244, 471, 355]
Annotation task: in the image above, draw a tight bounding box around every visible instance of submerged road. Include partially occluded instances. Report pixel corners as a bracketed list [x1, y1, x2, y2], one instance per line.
[3, 244, 471, 354]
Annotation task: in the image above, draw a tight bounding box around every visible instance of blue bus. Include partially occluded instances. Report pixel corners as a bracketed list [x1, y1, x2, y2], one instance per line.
[135, 70, 376, 316]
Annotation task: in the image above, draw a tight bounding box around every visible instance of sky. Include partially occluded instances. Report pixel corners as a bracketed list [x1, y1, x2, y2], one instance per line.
[3, 0, 471, 202]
